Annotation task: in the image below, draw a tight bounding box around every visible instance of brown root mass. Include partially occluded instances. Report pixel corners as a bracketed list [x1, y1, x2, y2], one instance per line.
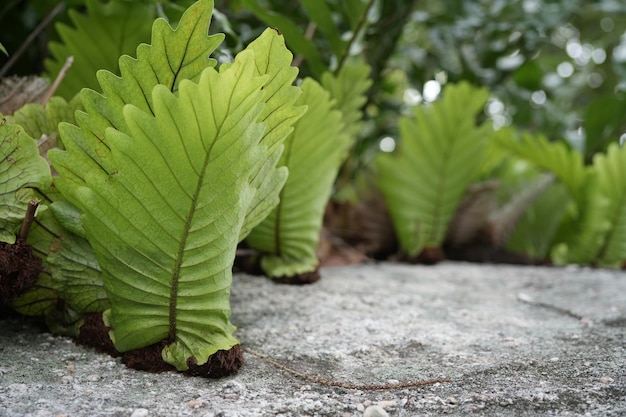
[186, 345, 244, 378]
[272, 267, 321, 285]
[75, 313, 120, 357]
[122, 342, 244, 378]
[122, 341, 177, 373]
[0, 240, 42, 305]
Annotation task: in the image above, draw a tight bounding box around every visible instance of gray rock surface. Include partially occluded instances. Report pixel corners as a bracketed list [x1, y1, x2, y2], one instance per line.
[0, 262, 624, 416]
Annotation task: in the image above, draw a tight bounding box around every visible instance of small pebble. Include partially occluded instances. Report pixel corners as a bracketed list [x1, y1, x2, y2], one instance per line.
[599, 376, 614, 384]
[130, 408, 149, 417]
[356, 403, 365, 412]
[377, 400, 397, 409]
[187, 398, 203, 409]
[363, 405, 389, 417]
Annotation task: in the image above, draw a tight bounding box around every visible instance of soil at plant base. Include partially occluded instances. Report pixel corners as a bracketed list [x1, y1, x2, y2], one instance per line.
[0, 262, 624, 417]
[0, 240, 42, 305]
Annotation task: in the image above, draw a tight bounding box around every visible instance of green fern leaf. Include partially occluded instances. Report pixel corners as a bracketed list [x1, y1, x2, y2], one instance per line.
[553, 173, 610, 265]
[227, 29, 306, 240]
[0, 122, 51, 243]
[45, 0, 155, 99]
[494, 132, 587, 205]
[47, 213, 106, 314]
[376, 82, 491, 256]
[11, 203, 105, 325]
[563, 144, 626, 266]
[592, 144, 626, 265]
[51, 42, 299, 371]
[505, 181, 571, 259]
[246, 78, 349, 277]
[8, 96, 82, 141]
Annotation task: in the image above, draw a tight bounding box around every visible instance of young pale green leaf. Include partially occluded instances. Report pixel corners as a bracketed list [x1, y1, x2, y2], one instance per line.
[8, 96, 82, 141]
[44, 0, 155, 100]
[376, 82, 491, 256]
[494, 132, 587, 206]
[0, 122, 51, 243]
[51, 0, 224, 210]
[321, 60, 371, 146]
[52, 47, 285, 370]
[246, 78, 349, 277]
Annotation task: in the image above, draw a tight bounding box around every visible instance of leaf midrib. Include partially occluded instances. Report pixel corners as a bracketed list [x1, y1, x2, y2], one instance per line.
[167, 75, 241, 343]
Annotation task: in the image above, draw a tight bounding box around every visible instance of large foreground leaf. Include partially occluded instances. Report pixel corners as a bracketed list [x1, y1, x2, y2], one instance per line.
[51, 46, 296, 370]
[246, 78, 348, 277]
[376, 82, 491, 256]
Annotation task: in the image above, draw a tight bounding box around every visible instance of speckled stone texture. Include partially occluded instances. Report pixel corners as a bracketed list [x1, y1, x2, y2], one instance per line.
[0, 262, 624, 416]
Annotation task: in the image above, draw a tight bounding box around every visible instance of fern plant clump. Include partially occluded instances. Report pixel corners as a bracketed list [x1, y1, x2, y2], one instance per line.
[376, 82, 493, 261]
[0, 0, 307, 377]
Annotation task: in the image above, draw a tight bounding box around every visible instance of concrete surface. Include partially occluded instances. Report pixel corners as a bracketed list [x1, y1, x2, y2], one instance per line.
[0, 262, 624, 416]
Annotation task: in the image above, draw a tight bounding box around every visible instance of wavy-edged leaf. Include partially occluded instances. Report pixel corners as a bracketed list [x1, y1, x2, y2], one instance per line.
[7, 96, 83, 162]
[0, 121, 51, 243]
[51, 0, 225, 209]
[246, 78, 349, 277]
[8, 96, 82, 141]
[51, 47, 291, 370]
[44, 0, 155, 100]
[224, 29, 306, 240]
[376, 82, 491, 256]
[494, 132, 587, 206]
